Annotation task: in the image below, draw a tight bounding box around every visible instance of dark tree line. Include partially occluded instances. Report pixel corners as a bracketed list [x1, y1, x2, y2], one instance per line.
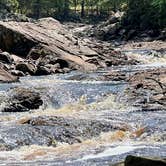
[125, 0, 166, 30]
[0, 0, 166, 29]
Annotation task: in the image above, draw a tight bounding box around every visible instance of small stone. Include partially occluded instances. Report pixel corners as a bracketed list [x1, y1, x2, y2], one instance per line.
[0, 52, 13, 64]
[16, 62, 37, 75]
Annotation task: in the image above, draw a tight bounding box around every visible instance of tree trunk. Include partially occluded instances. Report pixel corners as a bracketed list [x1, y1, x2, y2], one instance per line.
[81, 0, 85, 18]
[73, 0, 77, 14]
[64, 0, 70, 19]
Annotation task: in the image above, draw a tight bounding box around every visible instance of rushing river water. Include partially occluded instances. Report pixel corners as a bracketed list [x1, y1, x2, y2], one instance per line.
[0, 63, 166, 166]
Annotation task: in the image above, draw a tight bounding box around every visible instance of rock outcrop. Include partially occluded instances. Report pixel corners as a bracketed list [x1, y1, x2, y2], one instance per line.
[0, 18, 104, 73]
[0, 17, 139, 78]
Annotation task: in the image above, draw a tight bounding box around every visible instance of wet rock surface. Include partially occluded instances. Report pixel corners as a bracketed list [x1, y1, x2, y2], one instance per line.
[99, 66, 166, 111]
[0, 65, 165, 164]
[101, 71, 128, 82]
[0, 87, 43, 112]
[0, 125, 52, 151]
[0, 116, 125, 150]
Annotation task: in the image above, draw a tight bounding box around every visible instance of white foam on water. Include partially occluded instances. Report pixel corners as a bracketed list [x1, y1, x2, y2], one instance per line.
[78, 145, 145, 161]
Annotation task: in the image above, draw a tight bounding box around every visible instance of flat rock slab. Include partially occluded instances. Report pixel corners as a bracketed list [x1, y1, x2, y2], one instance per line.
[0, 18, 100, 71]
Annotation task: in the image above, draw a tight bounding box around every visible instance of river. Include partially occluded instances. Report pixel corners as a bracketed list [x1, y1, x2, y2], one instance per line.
[0, 55, 165, 165]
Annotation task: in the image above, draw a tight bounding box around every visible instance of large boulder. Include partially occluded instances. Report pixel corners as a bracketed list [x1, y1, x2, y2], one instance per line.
[113, 156, 166, 166]
[1, 87, 43, 112]
[0, 18, 103, 72]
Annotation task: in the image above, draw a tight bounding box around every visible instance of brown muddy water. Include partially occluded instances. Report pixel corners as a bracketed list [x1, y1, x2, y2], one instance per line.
[0, 62, 166, 165]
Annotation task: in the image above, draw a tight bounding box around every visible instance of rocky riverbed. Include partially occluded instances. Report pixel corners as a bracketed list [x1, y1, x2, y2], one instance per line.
[0, 18, 165, 165]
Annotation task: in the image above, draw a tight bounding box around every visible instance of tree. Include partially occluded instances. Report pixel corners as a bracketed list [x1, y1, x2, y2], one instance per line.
[1, 0, 165, 30]
[124, 0, 166, 30]
[81, 0, 85, 17]
[0, 0, 19, 13]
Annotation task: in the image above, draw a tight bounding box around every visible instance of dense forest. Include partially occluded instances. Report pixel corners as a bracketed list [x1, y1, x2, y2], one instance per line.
[0, 0, 166, 30]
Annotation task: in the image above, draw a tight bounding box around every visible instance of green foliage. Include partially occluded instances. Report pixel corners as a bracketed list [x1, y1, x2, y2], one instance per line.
[125, 0, 166, 29]
[0, 0, 19, 12]
[0, 0, 126, 19]
[151, 0, 166, 28]
[0, 0, 165, 29]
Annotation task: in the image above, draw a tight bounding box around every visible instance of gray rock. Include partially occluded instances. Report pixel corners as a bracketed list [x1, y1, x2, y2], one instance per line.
[35, 66, 51, 75]
[16, 62, 37, 75]
[28, 116, 119, 140]
[0, 52, 13, 64]
[0, 116, 127, 150]
[1, 87, 43, 112]
[0, 125, 53, 150]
